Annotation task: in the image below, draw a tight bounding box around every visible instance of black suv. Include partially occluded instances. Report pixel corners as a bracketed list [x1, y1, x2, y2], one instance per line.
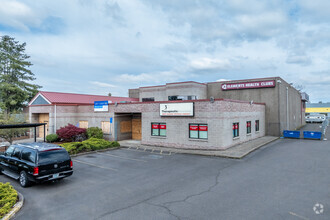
[0, 142, 73, 187]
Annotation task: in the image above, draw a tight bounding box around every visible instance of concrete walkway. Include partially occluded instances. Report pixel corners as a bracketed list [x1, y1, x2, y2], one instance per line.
[119, 136, 279, 159]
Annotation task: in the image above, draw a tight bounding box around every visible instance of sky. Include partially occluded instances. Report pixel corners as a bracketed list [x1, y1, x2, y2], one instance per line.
[0, 0, 330, 103]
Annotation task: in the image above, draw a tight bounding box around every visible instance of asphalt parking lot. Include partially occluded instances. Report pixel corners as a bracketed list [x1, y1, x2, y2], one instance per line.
[1, 125, 329, 220]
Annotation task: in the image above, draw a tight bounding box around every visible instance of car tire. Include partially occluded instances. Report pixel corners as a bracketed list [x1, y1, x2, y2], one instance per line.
[19, 171, 30, 187]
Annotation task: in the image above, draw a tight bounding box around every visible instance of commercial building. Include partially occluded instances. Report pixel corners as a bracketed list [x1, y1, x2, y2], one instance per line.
[130, 77, 307, 136]
[28, 91, 138, 138]
[28, 77, 306, 150]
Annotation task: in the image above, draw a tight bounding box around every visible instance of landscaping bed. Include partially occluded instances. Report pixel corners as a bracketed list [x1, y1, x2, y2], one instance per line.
[0, 182, 18, 218]
[60, 138, 120, 155]
[45, 125, 120, 155]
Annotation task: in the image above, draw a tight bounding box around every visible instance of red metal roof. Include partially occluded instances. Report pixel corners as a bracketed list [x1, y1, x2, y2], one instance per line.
[30, 91, 138, 105]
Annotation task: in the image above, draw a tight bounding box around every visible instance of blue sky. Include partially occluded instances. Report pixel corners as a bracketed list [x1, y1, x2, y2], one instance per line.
[1, 0, 330, 102]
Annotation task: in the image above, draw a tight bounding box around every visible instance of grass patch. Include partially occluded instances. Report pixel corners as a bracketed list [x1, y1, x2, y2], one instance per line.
[0, 182, 18, 218]
[60, 138, 120, 155]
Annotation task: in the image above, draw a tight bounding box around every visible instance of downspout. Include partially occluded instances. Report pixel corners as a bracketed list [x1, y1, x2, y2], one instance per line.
[277, 79, 281, 136]
[286, 87, 289, 130]
[54, 104, 57, 134]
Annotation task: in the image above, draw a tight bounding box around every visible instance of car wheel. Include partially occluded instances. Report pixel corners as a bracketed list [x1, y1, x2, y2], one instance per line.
[19, 171, 30, 187]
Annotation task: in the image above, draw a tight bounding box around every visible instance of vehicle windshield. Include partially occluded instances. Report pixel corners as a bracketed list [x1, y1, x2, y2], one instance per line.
[38, 150, 70, 164]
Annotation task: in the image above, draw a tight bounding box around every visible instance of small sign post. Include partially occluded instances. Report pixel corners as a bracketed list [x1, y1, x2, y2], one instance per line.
[109, 117, 113, 141]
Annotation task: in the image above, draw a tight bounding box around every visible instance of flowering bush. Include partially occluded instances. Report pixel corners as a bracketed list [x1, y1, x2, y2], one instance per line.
[56, 124, 86, 142]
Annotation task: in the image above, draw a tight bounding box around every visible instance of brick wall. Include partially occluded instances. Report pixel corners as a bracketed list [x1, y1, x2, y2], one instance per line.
[140, 100, 265, 150]
[28, 99, 265, 150]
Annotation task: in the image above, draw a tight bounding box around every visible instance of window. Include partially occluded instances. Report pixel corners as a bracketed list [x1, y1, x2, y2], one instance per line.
[233, 123, 239, 138]
[189, 124, 208, 139]
[247, 121, 251, 134]
[101, 121, 110, 134]
[168, 95, 197, 101]
[5, 146, 15, 157]
[255, 120, 259, 132]
[151, 123, 166, 136]
[12, 147, 22, 159]
[142, 97, 155, 102]
[38, 150, 70, 164]
[79, 121, 88, 129]
[21, 149, 36, 163]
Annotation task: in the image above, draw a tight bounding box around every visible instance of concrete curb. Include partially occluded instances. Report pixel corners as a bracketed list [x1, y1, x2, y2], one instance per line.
[70, 147, 121, 157]
[2, 191, 24, 220]
[120, 137, 280, 159]
[231, 137, 280, 159]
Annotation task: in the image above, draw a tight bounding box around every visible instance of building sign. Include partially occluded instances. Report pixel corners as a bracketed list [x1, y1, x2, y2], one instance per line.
[221, 80, 275, 90]
[94, 101, 109, 112]
[160, 103, 194, 116]
[199, 125, 208, 131]
[190, 125, 208, 131]
[189, 125, 198, 130]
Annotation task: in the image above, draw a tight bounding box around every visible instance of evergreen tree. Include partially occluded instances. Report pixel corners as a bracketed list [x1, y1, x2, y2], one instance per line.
[0, 35, 41, 114]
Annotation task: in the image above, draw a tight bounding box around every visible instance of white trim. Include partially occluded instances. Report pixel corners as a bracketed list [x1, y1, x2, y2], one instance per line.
[28, 93, 51, 105]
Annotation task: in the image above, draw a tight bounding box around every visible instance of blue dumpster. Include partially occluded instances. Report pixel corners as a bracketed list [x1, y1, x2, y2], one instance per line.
[303, 131, 322, 140]
[283, 130, 300, 139]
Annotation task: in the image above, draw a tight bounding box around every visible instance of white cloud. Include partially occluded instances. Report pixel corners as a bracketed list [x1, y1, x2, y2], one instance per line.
[1, 0, 330, 102]
[286, 55, 311, 65]
[90, 81, 117, 88]
[114, 70, 184, 86]
[216, 79, 231, 82]
[0, 0, 41, 31]
[190, 58, 231, 71]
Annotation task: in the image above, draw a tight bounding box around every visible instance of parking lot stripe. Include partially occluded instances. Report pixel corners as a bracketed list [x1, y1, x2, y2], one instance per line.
[288, 212, 309, 220]
[96, 152, 147, 162]
[73, 159, 118, 171]
[123, 147, 173, 156]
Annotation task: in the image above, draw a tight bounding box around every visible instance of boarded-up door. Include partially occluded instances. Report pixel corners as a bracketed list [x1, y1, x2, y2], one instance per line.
[132, 118, 141, 140]
[39, 113, 49, 138]
[101, 121, 110, 134]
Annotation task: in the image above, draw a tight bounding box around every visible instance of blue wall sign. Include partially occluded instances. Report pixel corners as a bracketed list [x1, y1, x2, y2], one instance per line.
[94, 101, 109, 112]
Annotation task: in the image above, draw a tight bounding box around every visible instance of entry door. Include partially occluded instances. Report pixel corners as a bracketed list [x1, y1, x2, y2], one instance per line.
[132, 118, 141, 140]
[39, 113, 49, 138]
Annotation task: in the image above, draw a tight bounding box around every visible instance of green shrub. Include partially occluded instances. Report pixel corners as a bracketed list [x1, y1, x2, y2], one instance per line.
[86, 127, 103, 139]
[110, 141, 120, 147]
[82, 138, 111, 150]
[60, 142, 83, 155]
[60, 138, 120, 155]
[0, 182, 18, 218]
[46, 134, 58, 143]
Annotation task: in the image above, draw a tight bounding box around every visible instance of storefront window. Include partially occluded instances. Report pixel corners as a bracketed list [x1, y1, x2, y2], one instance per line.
[151, 123, 166, 136]
[159, 123, 166, 136]
[168, 95, 197, 101]
[255, 120, 259, 132]
[189, 124, 208, 139]
[233, 123, 239, 138]
[142, 97, 155, 102]
[247, 121, 251, 134]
